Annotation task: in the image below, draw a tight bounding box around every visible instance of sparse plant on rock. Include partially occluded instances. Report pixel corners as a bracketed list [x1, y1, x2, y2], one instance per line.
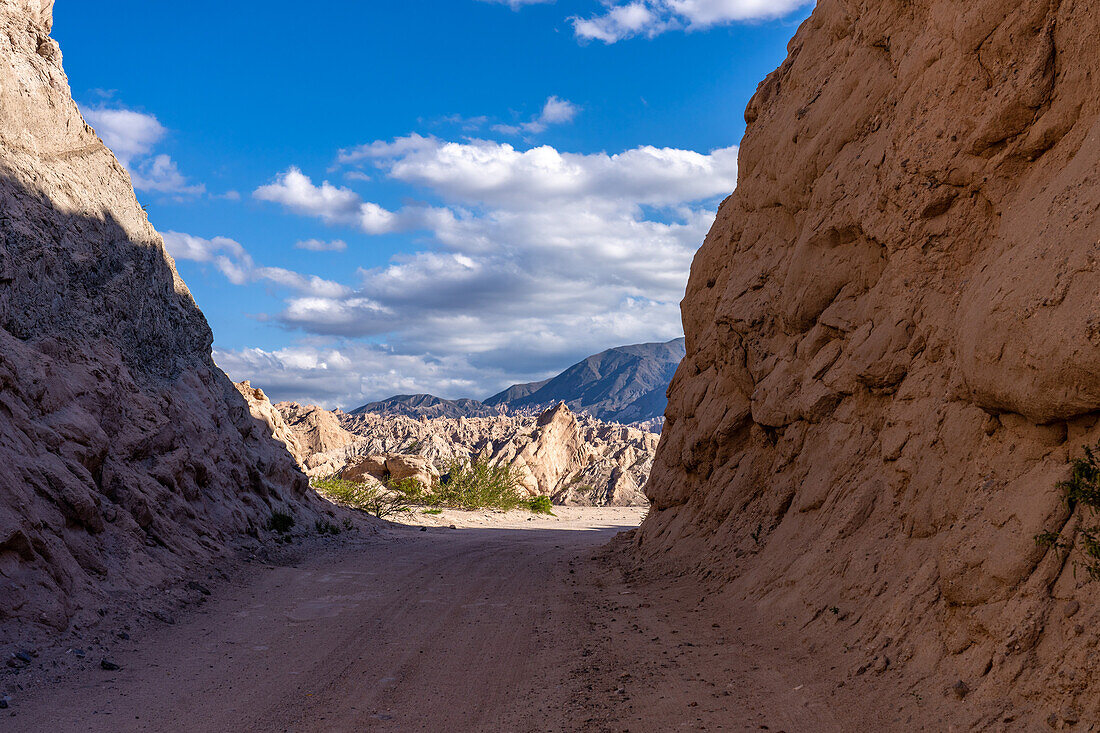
[1037, 445, 1100, 580]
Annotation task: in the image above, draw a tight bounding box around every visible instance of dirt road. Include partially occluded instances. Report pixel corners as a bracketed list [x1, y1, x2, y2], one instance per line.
[11, 509, 901, 732]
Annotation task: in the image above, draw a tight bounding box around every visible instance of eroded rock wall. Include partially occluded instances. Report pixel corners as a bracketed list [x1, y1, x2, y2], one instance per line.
[0, 0, 314, 635]
[641, 0, 1100, 721]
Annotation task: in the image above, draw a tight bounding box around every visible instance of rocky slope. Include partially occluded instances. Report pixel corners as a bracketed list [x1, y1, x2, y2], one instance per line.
[275, 398, 657, 506]
[640, 0, 1100, 724]
[0, 0, 316, 640]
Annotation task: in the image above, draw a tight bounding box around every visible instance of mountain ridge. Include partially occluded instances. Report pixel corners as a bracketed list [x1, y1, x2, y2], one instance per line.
[347, 338, 685, 425]
[485, 338, 685, 424]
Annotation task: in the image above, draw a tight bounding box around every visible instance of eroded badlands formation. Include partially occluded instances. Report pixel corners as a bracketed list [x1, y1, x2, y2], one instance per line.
[0, 0, 318, 637]
[267, 394, 657, 506]
[641, 0, 1100, 722]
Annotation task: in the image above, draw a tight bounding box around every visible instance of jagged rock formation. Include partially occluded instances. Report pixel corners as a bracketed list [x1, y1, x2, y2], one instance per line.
[278, 400, 657, 506]
[235, 382, 306, 465]
[0, 1, 315, 637]
[641, 0, 1100, 724]
[274, 400, 357, 461]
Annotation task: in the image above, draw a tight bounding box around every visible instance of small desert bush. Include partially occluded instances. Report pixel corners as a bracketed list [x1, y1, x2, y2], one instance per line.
[267, 511, 295, 534]
[387, 476, 434, 503]
[313, 461, 556, 516]
[1037, 444, 1100, 580]
[433, 458, 525, 511]
[524, 495, 555, 515]
[312, 477, 414, 520]
[314, 519, 341, 536]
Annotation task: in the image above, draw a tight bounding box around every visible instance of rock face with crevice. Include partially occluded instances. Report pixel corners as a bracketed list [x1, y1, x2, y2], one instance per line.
[641, 0, 1100, 723]
[0, 0, 314, 637]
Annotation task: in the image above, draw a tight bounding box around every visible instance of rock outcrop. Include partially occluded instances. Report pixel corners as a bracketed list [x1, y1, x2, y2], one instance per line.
[235, 381, 306, 465]
[0, 1, 315, 638]
[343, 453, 439, 490]
[274, 400, 357, 463]
[641, 0, 1100, 722]
[279, 401, 657, 506]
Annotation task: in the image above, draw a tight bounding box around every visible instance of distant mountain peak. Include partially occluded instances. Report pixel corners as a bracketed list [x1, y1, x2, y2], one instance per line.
[348, 338, 684, 426]
[485, 338, 685, 424]
[349, 393, 494, 420]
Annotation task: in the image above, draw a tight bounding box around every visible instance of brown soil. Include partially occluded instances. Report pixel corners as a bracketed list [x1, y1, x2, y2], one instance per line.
[7, 509, 940, 732]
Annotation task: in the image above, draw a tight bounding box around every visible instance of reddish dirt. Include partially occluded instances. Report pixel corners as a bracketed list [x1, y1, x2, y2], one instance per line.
[10, 510, 928, 732]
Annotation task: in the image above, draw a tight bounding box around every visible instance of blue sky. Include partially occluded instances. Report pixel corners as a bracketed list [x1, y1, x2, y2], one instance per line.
[53, 0, 813, 408]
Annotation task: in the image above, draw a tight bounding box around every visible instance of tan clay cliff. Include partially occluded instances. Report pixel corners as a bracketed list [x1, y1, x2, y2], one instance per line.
[0, 0, 317, 640]
[639, 0, 1100, 723]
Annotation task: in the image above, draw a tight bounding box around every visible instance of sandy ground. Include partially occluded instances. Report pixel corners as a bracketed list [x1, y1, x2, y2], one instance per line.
[7, 507, 922, 732]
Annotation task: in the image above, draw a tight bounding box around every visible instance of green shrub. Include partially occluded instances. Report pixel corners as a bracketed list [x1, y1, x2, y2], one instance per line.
[312, 462, 556, 516]
[1037, 445, 1100, 580]
[433, 458, 524, 511]
[388, 476, 433, 502]
[314, 519, 341, 536]
[267, 511, 295, 534]
[312, 477, 414, 520]
[524, 495, 555, 515]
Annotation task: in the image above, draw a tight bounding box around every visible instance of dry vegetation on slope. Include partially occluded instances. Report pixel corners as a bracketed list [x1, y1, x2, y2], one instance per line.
[640, 0, 1100, 725]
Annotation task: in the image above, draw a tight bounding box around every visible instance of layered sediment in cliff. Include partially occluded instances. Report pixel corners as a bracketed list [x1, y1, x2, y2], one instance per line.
[641, 0, 1100, 722]
[0, 0, 315, 636]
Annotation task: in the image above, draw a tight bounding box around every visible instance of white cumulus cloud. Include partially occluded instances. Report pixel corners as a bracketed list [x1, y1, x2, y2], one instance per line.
[234, 134, 733, 403]
[295, 238, 348, 252]
[162, 231, 349, 297]
[253, 167, 451, 235]
[493, 95, 581, 135]
[80, 104, 205, 196]
[573, 0, 812, 42]
[213, 343, 504, 410]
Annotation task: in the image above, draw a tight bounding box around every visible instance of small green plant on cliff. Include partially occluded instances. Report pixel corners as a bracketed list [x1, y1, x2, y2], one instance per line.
[750, 523, 763, 545]
[312, 477, 414, 520]
[1036, 445, 1100, 581]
